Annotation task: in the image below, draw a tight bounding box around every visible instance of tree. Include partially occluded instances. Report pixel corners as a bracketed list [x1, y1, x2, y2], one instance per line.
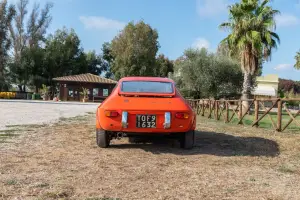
[9, 46, 46, 92]
[101, 42, 114, 79]
[295, 51, 300, 70]
[0, 0, 15, 91]
[43, 28, 85, 94]
[279, 79, 300, 95]
[155, 54, 174, 77]
[9, 0, 53, 91]
[173, 48, 243, 99]
[85, 50, 110, 76]
[219, 0, 280, 102]
[110, 20, 160, 80]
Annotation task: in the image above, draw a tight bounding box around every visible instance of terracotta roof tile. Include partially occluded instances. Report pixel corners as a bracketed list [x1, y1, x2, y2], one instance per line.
[52, 73, 117, 84]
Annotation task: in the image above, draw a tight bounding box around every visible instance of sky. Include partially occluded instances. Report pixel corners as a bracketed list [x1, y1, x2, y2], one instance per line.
[8, 0, 300, 81]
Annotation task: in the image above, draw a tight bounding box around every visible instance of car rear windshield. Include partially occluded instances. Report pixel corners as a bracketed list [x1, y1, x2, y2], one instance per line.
[121, 81, 174, 94]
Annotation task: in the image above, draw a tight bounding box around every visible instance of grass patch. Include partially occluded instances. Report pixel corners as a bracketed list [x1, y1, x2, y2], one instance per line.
[198, 109, 300, 133]
[5, 124, 24, 128]
[35, 183, 49, 188]
[5, 179, 17, 185]
[0, 130, 19, 141]
[278, 165, 296, 174]
[86, 112, 95, 115]
[0, 133, 19, 138]
[0, 129, 18, 133]
[5, 124, 45, 129]
[59, 115, 89, 123]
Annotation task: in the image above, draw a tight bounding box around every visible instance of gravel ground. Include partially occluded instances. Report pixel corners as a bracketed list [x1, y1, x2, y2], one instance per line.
[0, 100, 98, 130]
[1, 114, 300, 200]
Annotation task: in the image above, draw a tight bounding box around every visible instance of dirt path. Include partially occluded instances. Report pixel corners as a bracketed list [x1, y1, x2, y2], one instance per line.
[1, 114, 300, 200]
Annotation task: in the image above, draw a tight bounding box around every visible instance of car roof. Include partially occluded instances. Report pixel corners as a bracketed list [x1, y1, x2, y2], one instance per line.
[119, 76, 174, 83]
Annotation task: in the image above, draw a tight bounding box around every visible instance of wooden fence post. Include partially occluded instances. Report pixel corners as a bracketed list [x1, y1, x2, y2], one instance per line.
[202, 100, 205, 116]
[208, 100, 212, 118]
[215, 101, 219, 120]
[225, 101, 229, 123]
[239, 100, 242, 123]
[254, 99, 259, 127]
[277, 99, 282, 132]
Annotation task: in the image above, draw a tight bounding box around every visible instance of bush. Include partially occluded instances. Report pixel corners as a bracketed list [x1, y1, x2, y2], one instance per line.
[0, 92, 16, 99]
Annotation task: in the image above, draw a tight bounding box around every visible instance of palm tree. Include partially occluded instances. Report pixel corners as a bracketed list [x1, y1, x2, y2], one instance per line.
[219, 0, 280, 101]
[295, 51, 300, 70]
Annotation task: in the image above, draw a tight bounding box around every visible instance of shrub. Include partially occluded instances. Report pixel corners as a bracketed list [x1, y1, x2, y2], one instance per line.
[0, 92, 16, 99]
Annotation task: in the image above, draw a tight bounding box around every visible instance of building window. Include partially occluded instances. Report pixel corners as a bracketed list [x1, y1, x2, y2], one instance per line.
[93, 88, 99, 96]
[103, 89, 108, 96]
[68, 89, 73, 97]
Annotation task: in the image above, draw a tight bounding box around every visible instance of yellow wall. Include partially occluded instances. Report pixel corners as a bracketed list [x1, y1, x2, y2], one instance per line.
[256, 74, 279, 91]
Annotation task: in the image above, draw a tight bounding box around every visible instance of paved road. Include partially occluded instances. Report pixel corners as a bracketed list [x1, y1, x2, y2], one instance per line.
[0, 100, 99, 130]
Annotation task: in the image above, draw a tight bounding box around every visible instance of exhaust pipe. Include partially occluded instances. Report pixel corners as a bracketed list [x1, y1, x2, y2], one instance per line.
[116, 132, 126, 140]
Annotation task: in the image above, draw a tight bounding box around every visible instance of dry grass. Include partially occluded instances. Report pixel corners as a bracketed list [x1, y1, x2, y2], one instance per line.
[1, 114, 300, 200]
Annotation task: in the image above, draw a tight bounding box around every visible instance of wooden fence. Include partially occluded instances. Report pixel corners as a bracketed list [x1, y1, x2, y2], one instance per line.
[186, 98, 300, 132]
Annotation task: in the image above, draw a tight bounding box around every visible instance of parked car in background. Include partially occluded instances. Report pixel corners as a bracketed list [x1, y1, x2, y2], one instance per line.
[95, 77, 196, 149]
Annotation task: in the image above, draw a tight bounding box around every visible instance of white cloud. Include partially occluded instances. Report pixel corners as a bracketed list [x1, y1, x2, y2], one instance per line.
[196, 0, 229, 17]
[275, 14, 300, 27]
[192, 38, 210, 50]
[274, 64, 293, 71]
[79, 16, 126, 30]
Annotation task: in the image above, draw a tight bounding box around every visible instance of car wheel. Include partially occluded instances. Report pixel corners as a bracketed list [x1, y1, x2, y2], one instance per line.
[96, 129, 110, 148]
[180, 130, 195, 149]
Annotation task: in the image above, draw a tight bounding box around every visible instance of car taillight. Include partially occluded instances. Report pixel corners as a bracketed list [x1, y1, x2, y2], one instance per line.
[175, 112, 189, 119]
[105, 111, 119, 117]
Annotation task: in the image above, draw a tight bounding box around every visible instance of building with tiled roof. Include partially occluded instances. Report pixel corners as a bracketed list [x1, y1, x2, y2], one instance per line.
[53, 73, 117, 102]
[53, 73, 117, 84]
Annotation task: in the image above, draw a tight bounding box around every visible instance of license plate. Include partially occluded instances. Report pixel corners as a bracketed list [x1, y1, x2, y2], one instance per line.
[136, 115, 156, 128]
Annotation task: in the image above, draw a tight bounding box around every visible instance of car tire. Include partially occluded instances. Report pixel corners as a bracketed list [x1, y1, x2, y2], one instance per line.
[96, 129, 110, 148]
[180, 130, 195, 149]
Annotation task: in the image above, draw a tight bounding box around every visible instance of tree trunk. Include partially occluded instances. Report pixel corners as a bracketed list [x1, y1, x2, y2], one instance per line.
[241, 72, 252, 115]
[242, 72, 251, 100]
[18, 85, 22, 92]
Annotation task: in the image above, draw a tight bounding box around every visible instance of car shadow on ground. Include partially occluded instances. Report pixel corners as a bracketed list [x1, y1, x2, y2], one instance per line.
[111, 131, 280, 157]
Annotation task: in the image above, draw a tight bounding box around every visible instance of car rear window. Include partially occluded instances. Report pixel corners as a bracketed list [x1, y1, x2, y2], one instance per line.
[121, 81, 174, 94]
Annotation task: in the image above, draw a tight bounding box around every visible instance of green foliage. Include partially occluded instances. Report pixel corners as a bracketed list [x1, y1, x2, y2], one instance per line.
[155, 54, 174, 77]
[172, 48, 243, 99]
[110, 20, 160, 79]
[283, 90, 300, 107]
[101, 42, 114, 79]
[0, 0, 16, 91]
[9, 46, 46, 92]
[9, 0, 53, 92]
[85, 50, 110, 76]
[43, 28, 85, 87]
[295, 51, 300, 70]
[80, 87, 88, 98]
[279, 79, 300, 94]
[219, 0, 280, 98]
[40, 84, 49, 97]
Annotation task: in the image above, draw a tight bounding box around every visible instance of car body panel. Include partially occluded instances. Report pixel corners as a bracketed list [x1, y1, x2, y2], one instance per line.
[96, 77, 196, 134]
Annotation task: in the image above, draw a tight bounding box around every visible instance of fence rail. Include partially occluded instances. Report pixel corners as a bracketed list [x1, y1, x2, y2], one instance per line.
[186, 98, 300, 132]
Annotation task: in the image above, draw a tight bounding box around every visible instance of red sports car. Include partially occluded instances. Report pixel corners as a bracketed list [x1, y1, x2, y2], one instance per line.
[95, 77, 196, 149]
